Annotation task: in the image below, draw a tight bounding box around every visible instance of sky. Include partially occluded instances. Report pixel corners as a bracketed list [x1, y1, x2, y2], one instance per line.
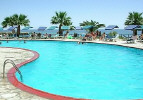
[0, 0, 143, 29]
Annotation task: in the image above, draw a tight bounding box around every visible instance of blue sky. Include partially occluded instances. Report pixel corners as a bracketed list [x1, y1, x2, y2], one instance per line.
[0, 0, 143, 28]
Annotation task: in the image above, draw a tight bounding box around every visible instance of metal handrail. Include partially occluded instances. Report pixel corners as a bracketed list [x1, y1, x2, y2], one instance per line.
[3, 59, 23, 82]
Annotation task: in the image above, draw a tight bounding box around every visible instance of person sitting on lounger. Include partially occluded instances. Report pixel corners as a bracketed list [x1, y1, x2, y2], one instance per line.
[82, 34, 87, 41]
[44, 33, 48, 39]
[73, 33, 78, 38]
[91, 32, 97, 40]
[82, 33, 91, 41]
[48, 34, 51, 38]
[64, 32, 69, 38]
[140, 34, 143, 40]
[100, 32, 106, 41]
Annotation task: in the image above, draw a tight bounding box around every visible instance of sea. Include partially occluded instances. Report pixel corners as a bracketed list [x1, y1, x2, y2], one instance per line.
[0, 29, 142, 37]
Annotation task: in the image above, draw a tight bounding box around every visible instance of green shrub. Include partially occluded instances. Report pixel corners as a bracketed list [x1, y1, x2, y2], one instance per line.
[119, 36, 124, 39]
[109, 31, 117, 37]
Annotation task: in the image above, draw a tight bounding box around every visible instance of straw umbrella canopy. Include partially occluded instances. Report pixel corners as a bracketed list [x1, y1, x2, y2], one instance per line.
[82, 25, 93, 30]
[0, 27, 5, 35]
[0, 27, 3, 30]
[124, 25, 140, 36]
[37, 27, 47, 31]
[75, 26, 83, 30]
[80, 20, 105, 33]
[105, 25, 119, 37]
[20, 26, 33, 36]
[61, 26, 70, 30]
[105, 25, 119, 30]
[61, 26, 70, 35]
[22, 26, 33, 30]
[47, 26, 58, 30]
[8, 26, 17, 34]
[136, 25, 143, 34]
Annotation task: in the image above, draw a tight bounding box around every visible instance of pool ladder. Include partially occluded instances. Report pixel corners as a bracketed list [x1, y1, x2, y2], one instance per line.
[3, 59, 23, 82]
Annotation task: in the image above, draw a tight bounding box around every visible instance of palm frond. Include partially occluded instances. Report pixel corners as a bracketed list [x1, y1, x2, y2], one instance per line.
[125, 12, 143, 25]
[51, 11, 72, 26]
[80, 20, 105, 32]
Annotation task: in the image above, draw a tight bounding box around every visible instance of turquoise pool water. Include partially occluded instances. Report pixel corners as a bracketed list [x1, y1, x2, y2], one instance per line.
[1, 41, 143, 99]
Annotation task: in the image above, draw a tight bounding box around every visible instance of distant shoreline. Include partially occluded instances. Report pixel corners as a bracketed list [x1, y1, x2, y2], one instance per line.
[0, 29, 142, 35]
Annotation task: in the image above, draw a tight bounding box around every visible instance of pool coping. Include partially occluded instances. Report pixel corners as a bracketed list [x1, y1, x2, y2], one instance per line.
[4, 47, 88, 100]
[1, 39, 143, 50]
[1, 41, 143, 100]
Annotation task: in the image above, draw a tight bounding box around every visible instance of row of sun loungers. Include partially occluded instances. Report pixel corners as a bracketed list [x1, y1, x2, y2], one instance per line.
[123, 35, 143, 43]
[0, 33, 143, 44]
[0, 34, 80, 40]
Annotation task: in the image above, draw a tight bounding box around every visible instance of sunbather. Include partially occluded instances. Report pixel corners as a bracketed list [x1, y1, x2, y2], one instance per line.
[91, 32, 97, 40]
[44, 33, 48, 39]
[48, 34, 51, 38]
[73, 33, 78, 38]
[140, 34, 143, 40]
[64, 31, 69, 38]
[100, 32, 106, 41]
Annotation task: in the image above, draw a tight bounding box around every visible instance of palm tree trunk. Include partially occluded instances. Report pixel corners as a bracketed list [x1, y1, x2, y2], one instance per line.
[59, 24, 63, 36]
[133, 29, 137, 36]
[17, 25, 20, 37]
[90, 27, 94, 33]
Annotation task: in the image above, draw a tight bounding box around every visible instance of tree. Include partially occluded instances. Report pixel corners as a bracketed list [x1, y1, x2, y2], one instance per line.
[125, 12, 143, 35]
[80, 20, 105, 32]
[51, 11, 72, 36]
[1, 14, 30, 37]
[125, 12, 143, 25]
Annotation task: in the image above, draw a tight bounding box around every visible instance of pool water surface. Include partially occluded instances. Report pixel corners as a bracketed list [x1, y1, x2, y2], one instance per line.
[1, 41, 143, 99]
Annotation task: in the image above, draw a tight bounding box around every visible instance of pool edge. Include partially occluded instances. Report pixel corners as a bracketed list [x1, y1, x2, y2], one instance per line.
[4, 47, 88, 100]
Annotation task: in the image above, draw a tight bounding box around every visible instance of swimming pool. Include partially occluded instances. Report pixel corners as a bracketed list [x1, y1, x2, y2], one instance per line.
[1, 41, 143, 99]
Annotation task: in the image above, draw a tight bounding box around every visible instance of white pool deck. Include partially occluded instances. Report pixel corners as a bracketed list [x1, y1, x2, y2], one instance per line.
[0, 39, 143, 100]
[0, 48, 49, 100]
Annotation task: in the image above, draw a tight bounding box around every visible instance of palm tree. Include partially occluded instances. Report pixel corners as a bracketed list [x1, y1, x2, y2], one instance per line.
[2, 16, 18, 28]
[125, 12, 143, 25]
[125, 12, 143, 35]
[80, 20, 105, 32]
[1, 14, 30, 37]
[51, 11, 72, 36]
[70, 26, 75, 30]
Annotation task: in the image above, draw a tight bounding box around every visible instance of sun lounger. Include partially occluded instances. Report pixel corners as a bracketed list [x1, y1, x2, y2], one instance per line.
[126, 35, 137, 43]
[73, 33, 78, 39]
[126, 38, 135, 43]
[53, 34, 64, 39]
[137, 35, 143, 42]
[0, 35, 2, 38]
[105, 34, 113, 41]
[82, 38, 86, 41]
